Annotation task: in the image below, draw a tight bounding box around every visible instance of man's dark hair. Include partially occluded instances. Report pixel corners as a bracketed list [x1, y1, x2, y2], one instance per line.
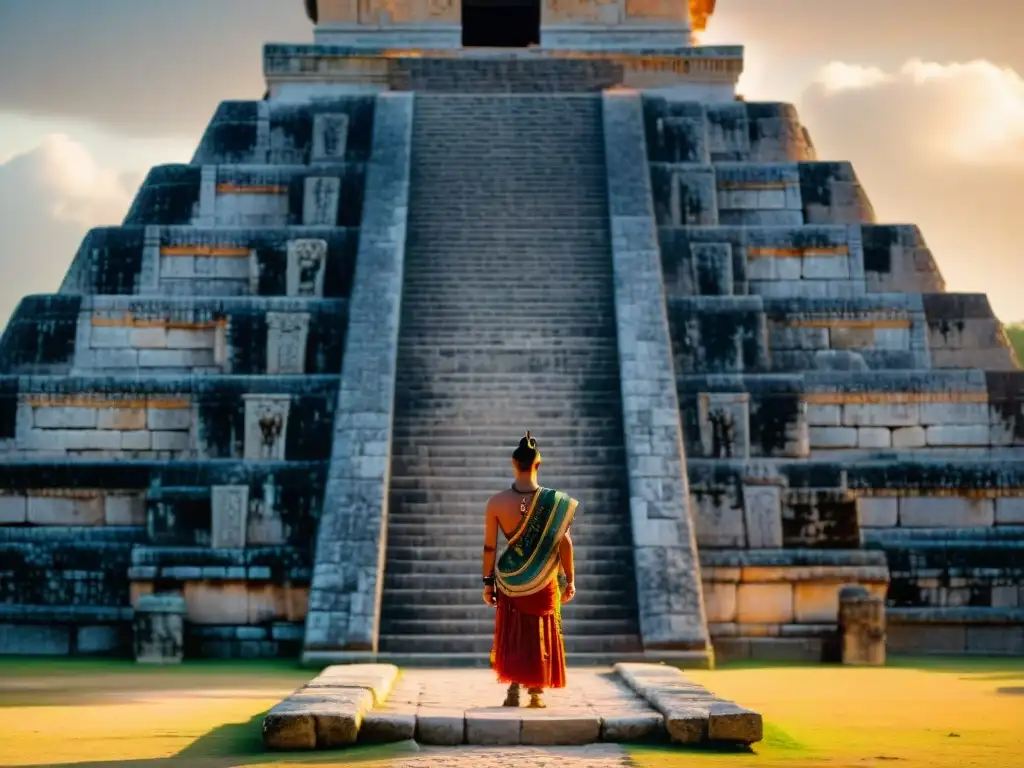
[512, 431, 540, 472]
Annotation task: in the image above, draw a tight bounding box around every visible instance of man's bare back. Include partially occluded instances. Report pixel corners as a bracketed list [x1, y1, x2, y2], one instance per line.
[482, 486, 576, 607]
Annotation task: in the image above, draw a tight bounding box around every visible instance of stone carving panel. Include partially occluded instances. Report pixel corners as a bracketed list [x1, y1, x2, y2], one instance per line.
[302, 177, 342, 226]
[312, 114, 350, 162]
[286, 240, 328, 298]
[741, 484, 784, 548]
[211, 485, 249, 549]
[243, 395, 291, 461]
[698, 392, 750, 459]
[266, 312, 311, 374]
[133, 593, 186, 664]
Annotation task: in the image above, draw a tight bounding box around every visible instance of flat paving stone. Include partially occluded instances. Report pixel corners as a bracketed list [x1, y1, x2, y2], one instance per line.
[399, 667, 662, 746]
[615, 662, 763, 746]
[381, 744, 633, 767]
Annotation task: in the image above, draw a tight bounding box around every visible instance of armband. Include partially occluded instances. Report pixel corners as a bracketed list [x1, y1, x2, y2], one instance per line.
[482, 575, 495, 587]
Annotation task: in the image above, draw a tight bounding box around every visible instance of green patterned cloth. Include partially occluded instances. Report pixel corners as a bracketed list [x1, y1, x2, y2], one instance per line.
[495, 487, 578, 598]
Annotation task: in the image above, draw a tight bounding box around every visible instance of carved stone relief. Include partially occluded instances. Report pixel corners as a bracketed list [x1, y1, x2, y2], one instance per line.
[697, 392, 750, 459]
[211, 485, 249, 549]
[286, 239, 328, 298]
[312, 114, 350, 162]
[266, 312, 311, 374]
[302, 177, 342, 226]
[741, 484, 783, 548]
[243, 395, 291, 461]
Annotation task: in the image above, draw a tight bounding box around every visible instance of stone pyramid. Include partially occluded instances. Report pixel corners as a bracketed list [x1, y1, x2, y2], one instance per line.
[0, 0, 1020, 662]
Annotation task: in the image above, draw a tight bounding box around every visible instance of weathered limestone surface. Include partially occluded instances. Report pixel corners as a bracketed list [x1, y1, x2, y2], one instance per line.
[615, 662, 762, 745]
[133, 592, 186, 663]
[263, 663, 399, 749]
[303, 92, 413, 658]
[368, 668, 662, 747]
[838, 585, 885, 665]
[602, 90, 710, 660]
[2, 1, 1022, 665]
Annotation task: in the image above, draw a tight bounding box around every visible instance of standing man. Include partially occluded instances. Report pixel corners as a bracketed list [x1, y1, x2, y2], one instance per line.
[481, 432, 578, 709]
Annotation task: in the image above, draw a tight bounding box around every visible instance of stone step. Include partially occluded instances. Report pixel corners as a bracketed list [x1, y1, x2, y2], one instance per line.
[380, 602, 637, 622]
[388, 500, 626, 517]
[385, 543, 631, 561]
[385, 522, 630, 541]
[396, 307, 617, 319]
[395, 370, 621, 383]
[388, 474, 625, 491]
[393, 391, 624, 405]
[384, 557, 631, 577]
[402, 229, 612, 242]
[385, 516, 628, 531]
[369, 651, 649, 667]
[387, 439, 627, 454]
[382, 570, 627, 592]
[389, 442, 625, 456]
[383, 529, 633, 549]
[392, 405, 624, 420]
[391, 423, 623, 438]
[393, 412, 622, 426]
[379, 586, 634, 607]
[376, 634, 643, 654]
[389, 462, 625, 478]
[379, 617, 637, 636]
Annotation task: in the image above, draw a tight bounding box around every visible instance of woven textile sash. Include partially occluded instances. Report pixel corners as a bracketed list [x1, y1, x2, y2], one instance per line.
[496, 487, 578, 598]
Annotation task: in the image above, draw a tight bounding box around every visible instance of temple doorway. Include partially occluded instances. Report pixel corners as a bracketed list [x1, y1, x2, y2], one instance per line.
[462, 0, 541, 47]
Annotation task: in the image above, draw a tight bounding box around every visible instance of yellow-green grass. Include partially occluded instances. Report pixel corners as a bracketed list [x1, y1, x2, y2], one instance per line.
[1, 657, 1023, 767]
[632, 656, 1024, 768]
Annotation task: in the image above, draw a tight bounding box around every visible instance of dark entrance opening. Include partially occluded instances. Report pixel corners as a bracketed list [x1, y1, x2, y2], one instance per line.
[462, 0, 541, 47]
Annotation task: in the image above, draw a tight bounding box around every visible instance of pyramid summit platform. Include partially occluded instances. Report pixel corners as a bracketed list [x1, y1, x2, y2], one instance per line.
[1, 0, 1023, 666]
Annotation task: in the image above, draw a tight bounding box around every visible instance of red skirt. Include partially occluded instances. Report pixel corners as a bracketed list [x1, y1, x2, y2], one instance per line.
[490, 577, 567, 690]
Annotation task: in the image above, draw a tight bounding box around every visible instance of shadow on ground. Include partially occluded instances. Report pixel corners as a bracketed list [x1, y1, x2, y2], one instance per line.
[4, 709, 418, 768]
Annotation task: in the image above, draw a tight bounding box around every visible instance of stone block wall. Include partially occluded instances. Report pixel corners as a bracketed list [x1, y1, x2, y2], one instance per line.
[0, 95, 383, 658]
[303, 92, 414, 660]
[643, 95, 1024, 659]
[61, 227, 359, 299]
[1, 297, 346, 377]
[0, 461, 324, 656]
[600, 90, 711, 659]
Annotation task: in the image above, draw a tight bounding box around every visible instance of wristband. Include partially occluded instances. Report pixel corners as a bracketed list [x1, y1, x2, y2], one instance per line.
[483, 576, 495, 587]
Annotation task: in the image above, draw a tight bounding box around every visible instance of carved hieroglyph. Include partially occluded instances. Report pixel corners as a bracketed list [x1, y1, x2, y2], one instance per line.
[302, 177, 342, 226]
[312, 114, 350, 162]
[839, 584, 886, 665]
[267, 312, 311, 374]
[741, 484, 783, 548]
[698, 392, 750, 459]
[286, 239, 328, 297]
[243, 395, 291, 461]
[211, 485, 250, 549]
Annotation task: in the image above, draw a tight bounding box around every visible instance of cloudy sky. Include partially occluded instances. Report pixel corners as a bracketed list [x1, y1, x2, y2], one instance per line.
[0, 0, 1022, 325]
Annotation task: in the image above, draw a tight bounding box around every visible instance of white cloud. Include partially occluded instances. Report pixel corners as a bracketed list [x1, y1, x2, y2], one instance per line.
[0, 134, 139, 327]
[813, 62, 892, 94]
[799, 59, 1024, 322]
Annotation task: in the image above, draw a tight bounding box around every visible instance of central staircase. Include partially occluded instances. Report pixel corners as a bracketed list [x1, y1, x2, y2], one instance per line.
[377, 94, 644, 664]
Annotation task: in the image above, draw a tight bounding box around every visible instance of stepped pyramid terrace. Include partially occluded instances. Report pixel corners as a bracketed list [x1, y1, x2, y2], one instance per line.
[1, 0, 1023, 668]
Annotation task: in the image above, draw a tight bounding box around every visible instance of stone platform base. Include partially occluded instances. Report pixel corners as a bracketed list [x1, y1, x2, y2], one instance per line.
[263, 664, 762, 750]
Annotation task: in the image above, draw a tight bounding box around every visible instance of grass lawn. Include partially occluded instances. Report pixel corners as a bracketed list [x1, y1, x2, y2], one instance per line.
[0, 656, 1022, 767]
